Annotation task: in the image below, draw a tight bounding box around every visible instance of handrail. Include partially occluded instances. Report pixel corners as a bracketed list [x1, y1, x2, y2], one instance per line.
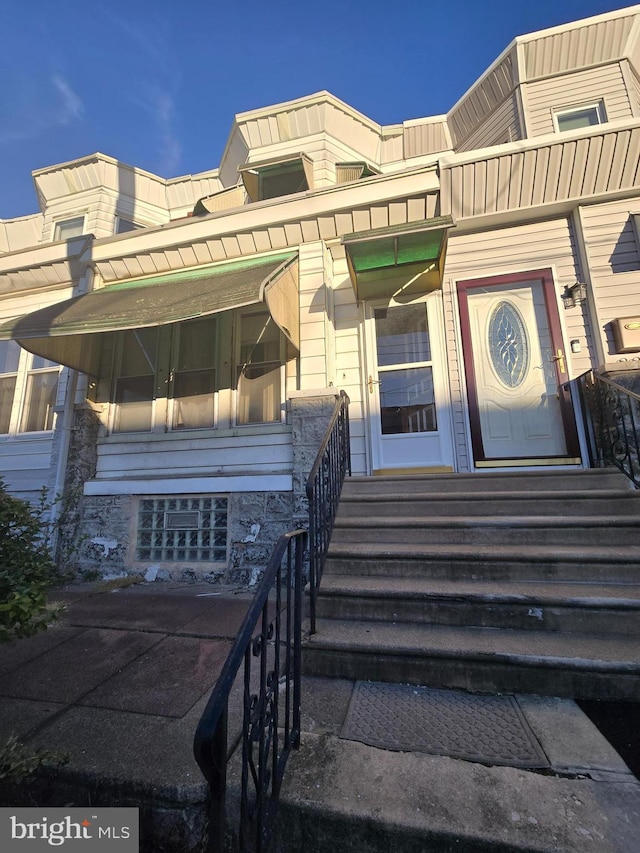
[576, 369, 640, 488]
[194, 529, 307, 853]
[193, 391, 351, 851]
[305, 390, 351, 633]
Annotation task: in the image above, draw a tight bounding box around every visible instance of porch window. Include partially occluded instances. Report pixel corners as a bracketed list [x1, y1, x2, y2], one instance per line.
[171, 319, 217, 430]
[237, 310, 282, 425]
[114, 328, 159, 433]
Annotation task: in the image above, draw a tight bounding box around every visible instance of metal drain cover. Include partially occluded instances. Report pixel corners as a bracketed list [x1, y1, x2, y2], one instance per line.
[340, 681, 549, 768]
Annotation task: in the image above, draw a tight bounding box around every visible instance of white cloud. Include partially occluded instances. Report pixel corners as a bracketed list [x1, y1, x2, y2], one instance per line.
[51, 75, 84, 123]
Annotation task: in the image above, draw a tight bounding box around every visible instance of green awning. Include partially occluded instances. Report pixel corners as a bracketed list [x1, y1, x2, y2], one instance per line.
[0, 252, 299, 375]
[343, 216, 453, 302]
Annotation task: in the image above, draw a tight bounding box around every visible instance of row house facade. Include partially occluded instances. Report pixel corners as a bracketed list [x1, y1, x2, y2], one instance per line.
[1, 5, 639, 583]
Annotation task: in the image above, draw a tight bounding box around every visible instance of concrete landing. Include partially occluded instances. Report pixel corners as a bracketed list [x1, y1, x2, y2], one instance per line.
[0, 583, 638, 852]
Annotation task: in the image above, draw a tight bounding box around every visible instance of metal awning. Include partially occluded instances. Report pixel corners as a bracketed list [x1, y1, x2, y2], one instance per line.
[0, 252, 299, 375]
[238, 154, 314, 202]
[342, 216, 454, 302]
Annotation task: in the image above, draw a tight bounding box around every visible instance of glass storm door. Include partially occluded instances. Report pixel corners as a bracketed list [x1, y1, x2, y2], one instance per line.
[365, 299, 452, 473]
[458, 271, 579, 466]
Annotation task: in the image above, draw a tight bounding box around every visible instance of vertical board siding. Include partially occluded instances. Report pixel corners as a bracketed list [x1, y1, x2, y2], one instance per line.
[527, 63, 633, 136]
[523, 15, 635, 79]
[403, 121, 450, 158]
[441, 125, 640, 220]
[456, 97, 522, 152]
[448, 52, 517, 147]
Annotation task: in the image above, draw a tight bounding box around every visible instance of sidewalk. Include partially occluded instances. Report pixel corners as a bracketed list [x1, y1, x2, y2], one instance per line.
[0, 581, 638, 852]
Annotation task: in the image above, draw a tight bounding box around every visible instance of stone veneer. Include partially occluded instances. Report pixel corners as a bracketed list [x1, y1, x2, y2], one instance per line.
[67, 392, 340, 587]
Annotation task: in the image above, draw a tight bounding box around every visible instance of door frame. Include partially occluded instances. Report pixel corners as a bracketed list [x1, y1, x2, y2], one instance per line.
[457, 268, 580, 466]
[363, 293, 454, 474]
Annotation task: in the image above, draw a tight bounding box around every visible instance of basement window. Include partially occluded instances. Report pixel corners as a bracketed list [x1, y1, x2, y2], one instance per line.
[136, 496, 228, 563]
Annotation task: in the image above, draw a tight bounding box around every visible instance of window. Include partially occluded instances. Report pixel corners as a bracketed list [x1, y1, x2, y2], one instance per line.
[239, 156, 312, 201]
[20, 355, 59, 432]
[53, 216, 85, 241]
[0, 341, 59, 435]
[553, 101, 606, 132]
[0, 340, 20, 434]
[136, 496, 228, 563]
[236, 311, 283, 425]
[115, 217, 142, 234]
[108, 311, 285, 434]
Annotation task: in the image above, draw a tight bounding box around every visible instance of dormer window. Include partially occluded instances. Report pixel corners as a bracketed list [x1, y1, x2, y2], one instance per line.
[553, 101, 606, 133]
[239, 154, 313, 202]
[53, 216, 85, 241]
[115, 217, 142, 234]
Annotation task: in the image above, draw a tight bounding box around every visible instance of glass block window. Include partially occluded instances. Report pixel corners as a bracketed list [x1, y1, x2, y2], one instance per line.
[137, 496, 228, 562]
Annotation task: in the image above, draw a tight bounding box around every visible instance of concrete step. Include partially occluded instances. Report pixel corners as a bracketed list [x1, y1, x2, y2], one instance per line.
[331, 514, 640, 547]
[335, 489, 640, 518]
[315, 576, 640, 634]
[324, 542, 640, 583]
[302, 619, 640, 700]
[341, 467, 632, 495]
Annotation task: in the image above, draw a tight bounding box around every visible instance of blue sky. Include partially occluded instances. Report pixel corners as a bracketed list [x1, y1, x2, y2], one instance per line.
[0, 0, 631, 218]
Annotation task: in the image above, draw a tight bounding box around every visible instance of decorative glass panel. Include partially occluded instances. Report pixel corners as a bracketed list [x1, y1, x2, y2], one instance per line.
[488, 301, 529, 388]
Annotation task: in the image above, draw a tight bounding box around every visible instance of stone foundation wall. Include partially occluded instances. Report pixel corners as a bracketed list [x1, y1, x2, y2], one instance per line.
[74, 490, 294, 586]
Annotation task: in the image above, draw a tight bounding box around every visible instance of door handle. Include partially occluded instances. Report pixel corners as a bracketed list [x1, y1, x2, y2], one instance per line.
[549, 349, 566, 374]
[368, 375, 381, 394]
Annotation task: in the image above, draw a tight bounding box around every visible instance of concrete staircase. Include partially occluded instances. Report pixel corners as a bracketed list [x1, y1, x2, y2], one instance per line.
[302, 468, 640, 700]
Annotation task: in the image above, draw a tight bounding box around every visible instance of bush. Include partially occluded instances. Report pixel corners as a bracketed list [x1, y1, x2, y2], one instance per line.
[0, 481, 61, 642]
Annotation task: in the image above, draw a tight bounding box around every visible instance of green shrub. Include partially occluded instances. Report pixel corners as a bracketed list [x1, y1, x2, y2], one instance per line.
[0, 481, 61, 642]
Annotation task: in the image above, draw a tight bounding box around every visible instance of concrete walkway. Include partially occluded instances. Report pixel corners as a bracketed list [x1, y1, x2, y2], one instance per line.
[0, 582, 638, 852]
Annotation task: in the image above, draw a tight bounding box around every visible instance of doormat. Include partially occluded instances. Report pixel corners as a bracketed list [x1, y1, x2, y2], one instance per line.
[340, 681, 549, 768]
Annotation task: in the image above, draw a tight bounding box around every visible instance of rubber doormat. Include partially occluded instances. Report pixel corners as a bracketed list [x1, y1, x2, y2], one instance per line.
[340, 681, 549, 768]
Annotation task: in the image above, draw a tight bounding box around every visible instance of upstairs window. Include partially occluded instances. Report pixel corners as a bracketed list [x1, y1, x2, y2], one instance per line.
[553, 101, 606, 133]
[239, 155, 313, 202]
[53, 216, 85, 241]
[115, 217, 142, 234]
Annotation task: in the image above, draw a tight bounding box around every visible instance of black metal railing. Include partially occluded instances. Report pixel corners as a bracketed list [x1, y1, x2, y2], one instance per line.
[576, 369, 640, 488]
[193, 529, 306, 853]
[306, 390, 351, 634]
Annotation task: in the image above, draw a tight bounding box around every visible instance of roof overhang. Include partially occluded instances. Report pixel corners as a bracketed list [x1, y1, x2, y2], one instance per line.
[0, 252, 299, 375]
[342, 216, 454, 302]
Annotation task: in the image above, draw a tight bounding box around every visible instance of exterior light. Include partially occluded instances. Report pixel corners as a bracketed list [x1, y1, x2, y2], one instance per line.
[562, 281, 587, 309]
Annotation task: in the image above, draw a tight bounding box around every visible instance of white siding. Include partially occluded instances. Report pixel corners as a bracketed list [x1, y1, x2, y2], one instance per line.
[94, 428, 293, 483]
[443, 217, 590, 471]
[455, 96, 522, 152]
[578, 198, 640, 360]
[526, 63, 633, 137]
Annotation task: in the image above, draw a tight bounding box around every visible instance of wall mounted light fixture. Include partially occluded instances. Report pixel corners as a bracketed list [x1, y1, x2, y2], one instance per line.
[562, 280, 588, 309]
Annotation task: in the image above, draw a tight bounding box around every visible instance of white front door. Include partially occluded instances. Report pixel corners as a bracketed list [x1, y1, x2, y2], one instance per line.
[458, 271, 579, 465]
[364, 297, 453, 473]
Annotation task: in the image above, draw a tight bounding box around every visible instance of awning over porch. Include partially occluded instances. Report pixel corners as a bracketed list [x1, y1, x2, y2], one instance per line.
[343, 216, 453, 302]
[0, 252, 299, 375]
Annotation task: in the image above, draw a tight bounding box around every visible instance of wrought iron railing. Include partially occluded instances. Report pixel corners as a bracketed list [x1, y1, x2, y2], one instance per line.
[193, 530, 306, 853]
[576, 369, 640, 488]
[306, 390, 351, 634]
[193, 391, 351, 851]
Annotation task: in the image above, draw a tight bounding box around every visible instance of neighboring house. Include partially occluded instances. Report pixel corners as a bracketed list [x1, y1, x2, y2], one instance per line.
[1, 6, 639, 584]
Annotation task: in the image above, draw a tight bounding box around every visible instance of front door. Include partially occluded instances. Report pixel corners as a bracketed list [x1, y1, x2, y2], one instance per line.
[364, 297, 453, 473]
[458, 269, 579, 466]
